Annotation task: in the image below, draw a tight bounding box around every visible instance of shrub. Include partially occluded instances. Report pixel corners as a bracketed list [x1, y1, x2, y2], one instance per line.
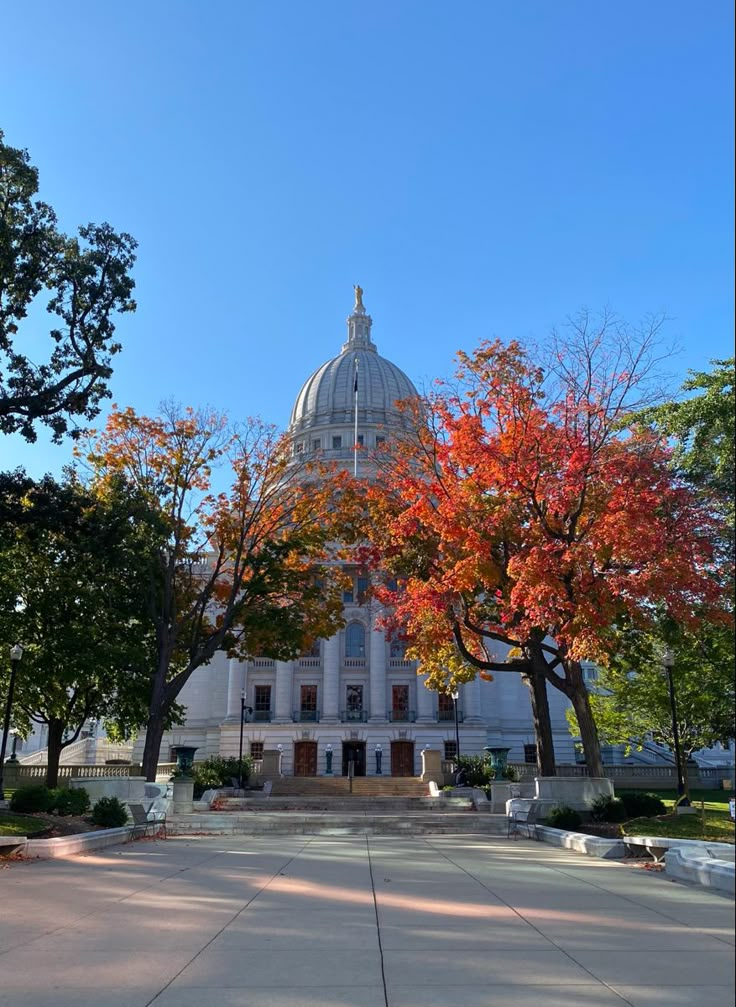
[545, 805, 583, 830]
[618, 791, 666, 818]
[51, 787, 91, 817]
[456, 755, 493, 788]
[590, 794, 627, 822]
[192, 756, 252, 795]
[91, 796, 130, 829]
[9, 785, 54, 814]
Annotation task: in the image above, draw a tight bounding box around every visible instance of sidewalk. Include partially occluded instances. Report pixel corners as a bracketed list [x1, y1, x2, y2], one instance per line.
[1, 834, 733, 1006]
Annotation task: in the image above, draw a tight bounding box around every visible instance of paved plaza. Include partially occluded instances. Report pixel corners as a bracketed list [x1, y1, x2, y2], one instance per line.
[0, 834, 734, 1007]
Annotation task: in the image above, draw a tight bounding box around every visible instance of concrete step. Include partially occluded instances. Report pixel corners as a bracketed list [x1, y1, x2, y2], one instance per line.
[218, 796, 473, 812]
[268, 778, 428, 797]
[168, 811, 507, 837]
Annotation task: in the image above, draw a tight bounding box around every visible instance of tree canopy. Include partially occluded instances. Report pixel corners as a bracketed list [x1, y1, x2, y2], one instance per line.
[0, 472, 157, 786]
[352, 313, 727, 777]
[79, 403, 345, 780]
[0, 129, 136, 442]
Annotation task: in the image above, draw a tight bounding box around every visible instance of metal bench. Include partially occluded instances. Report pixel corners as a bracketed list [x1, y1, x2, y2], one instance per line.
[128, 803, 167, 840]
[507, 806, 538, 840]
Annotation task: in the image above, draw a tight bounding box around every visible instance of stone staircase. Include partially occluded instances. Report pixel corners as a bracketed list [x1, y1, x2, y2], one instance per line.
[168, 809, 506, 837]
[268, 777, 429, 797]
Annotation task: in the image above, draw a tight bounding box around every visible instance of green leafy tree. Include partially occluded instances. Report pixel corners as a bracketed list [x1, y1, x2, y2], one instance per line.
[0, 129, 136, 442]
[568, 621, 735, 797]
[0, 472, 157, 786]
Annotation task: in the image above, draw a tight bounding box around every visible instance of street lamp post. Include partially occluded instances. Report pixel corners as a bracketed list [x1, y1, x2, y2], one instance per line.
[238, 690, 253, 791]
[451, 689, 461, 766]
[662, 648, 690, 807]
[0, 644, 23, 800]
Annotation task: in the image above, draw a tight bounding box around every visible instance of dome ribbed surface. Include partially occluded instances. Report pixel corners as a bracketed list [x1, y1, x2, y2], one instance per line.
[289, 347, 417, 433]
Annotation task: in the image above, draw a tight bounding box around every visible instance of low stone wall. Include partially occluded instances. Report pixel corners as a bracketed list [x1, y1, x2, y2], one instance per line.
[665, 847, 735, 896]
[16, 826, 136, 859]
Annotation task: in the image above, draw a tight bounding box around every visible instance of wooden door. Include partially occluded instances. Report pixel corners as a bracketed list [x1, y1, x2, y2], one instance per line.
[294, 741, 318, 776]
[391, 741, 415, 777]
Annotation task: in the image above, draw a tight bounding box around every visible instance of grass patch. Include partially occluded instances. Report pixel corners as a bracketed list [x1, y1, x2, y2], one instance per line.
[624, 809, 735, 844]
[640, 789, 732, 814]
[0, 811, 49, 837]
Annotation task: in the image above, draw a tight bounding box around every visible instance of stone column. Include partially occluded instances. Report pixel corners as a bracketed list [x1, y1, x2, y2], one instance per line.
[226, 658, 246, 721]
[416, 672, 435, 723]
[420, 746, 443, 784]
[322, 632, 340, 723]
[273, 660, 294, 723]
[463, 676, 483, 724]
[369, 618, 387, 722]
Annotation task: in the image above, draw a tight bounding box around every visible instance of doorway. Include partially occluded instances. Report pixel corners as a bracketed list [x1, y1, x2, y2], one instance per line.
[391, 740, 415, 777]
[342, 741, 366, 776]
[294, 741, 318, 776]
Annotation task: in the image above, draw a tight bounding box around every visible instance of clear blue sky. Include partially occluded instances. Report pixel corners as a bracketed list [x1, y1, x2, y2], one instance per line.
[2, 0, 733, 477]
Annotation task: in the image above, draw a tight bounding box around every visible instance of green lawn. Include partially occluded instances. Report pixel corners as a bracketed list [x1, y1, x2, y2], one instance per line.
[618, 789, 735, 844]
[0, 811, 49, 837]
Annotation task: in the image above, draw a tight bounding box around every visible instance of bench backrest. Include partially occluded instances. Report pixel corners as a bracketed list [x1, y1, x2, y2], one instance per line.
[128, 803, 148, 825]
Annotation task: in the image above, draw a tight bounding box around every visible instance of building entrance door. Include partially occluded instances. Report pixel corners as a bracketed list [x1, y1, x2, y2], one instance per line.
[391, 741, 415, 777]
[294, 741, 318, 776]
[342, 741, 366, 776]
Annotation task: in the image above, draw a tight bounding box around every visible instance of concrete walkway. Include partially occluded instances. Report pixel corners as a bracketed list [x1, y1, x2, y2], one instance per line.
[0, 834, 733, 1007]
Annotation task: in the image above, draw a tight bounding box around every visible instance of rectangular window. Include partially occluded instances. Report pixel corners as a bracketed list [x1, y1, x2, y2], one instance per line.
[375, 435, 385, 446]
[250, 742, 264, 760]
[300, 684, 318, 712]
[346, 684, 363, 718]
[356, 576, 369, 604]
[311, 438, 321, 451]
[343, 579, 354, 603]
[356, 434, 364, 446]
[392, 685, 409, 715]
[438, 693, 454, 721]
[444, 741, 457, 761]
[295, 442, 304, 453]
[332, 435, 342, 449]
[524, 743, 537, 764]
[254, 685, 271, 712]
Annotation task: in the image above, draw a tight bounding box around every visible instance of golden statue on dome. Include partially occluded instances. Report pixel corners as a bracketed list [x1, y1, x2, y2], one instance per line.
[353, 284, 364, 310]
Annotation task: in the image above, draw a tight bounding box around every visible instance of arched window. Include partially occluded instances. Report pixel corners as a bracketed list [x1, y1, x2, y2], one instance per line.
[345, 622, 366, 658]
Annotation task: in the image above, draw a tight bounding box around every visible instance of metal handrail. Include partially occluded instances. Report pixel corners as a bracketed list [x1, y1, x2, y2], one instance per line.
[340, 710, 368, 722]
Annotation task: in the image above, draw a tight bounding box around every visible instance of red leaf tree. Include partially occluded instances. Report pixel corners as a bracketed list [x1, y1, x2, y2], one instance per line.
[359, 314, 725, 778]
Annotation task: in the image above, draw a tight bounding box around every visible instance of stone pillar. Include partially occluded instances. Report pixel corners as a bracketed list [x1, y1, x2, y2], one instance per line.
[260, 749, 283, 780]
[273, 661, 294, 723]
[463, 676, 483, 724]
[322, 633, 340, 723]
[369, 618, 387, 722]
[226, 658, 246, 721]
[416, 673, 435, 723]
[420, 746, 443, 785]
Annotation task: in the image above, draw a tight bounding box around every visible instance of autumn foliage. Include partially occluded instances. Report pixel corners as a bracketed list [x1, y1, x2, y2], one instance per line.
[80, 403, 344, 780]
[355, 316, 727, 776]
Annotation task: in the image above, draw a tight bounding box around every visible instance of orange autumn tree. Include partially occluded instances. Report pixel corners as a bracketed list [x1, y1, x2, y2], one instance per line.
[81, 403, 344, 780]
[360, 315, 724, 778]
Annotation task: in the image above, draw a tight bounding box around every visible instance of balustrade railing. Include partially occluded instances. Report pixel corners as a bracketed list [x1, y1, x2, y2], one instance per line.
[293, 710, 320, 722]
[341, 710, 368, 722]
[388, 710, 417, 723]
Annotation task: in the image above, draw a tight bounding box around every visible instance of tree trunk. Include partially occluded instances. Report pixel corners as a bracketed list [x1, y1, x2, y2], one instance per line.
[142, 713, 167, 783]
[46, 719, 65, 789]
[568, 672, 604, 778]
[523, 669, 557, 776]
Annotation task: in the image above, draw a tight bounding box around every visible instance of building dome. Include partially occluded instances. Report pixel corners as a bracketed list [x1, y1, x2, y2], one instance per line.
[289, 288, 418, 441]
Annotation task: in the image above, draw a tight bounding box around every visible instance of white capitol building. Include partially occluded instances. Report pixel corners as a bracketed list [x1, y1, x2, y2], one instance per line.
[132, 289, 580, 777]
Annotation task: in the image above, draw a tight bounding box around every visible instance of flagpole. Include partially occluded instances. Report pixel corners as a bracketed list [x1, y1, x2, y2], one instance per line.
[353, 355, 359, 478]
